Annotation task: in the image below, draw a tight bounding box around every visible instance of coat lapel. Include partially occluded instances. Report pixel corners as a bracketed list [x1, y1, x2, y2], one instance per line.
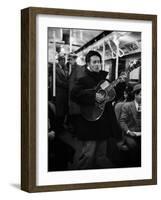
[130, 101, 138, 122]
[56, 64, 68, 79]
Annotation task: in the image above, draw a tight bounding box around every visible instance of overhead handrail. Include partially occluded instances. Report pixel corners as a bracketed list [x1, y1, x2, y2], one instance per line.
[107, 39, 125, 58]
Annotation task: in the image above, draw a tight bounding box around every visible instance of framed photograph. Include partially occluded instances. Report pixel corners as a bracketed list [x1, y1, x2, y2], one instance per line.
[21, 7, 157, 192]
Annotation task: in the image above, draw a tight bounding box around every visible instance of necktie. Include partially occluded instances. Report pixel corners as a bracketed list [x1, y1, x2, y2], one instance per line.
[138, 104, 141, 112]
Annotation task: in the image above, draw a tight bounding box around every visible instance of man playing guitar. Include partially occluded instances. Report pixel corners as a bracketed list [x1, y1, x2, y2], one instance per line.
[70, 50, 128, 170]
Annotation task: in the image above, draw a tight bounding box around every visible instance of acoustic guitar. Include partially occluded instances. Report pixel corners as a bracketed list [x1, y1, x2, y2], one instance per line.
[80, 59, 141, 121]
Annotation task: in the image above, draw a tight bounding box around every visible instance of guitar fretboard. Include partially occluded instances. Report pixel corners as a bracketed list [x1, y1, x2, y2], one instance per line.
[105, 59, 141, 92]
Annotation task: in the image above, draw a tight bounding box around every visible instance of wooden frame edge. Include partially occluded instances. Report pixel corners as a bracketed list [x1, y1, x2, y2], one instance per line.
[21, 8, 30, 192]
[152, 15, 157, 185]
[21, 7, 37, 192]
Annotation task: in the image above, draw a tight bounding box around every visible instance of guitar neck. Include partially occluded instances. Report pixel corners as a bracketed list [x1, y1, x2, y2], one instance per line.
[106, 59, 141, 91]
[107, 70, 130, 91]
[107, 79, 121, 91]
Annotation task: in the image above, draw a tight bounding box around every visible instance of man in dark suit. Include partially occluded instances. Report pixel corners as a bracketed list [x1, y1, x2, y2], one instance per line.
[55, 54, 69, 134]
[119, 84, 141, 166]
[67, 53, 86, 135]
[71, 50, 126, 170]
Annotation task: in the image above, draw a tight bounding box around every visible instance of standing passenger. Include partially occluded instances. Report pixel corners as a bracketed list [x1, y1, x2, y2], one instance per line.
[55, 54, 68, 134]
[68, 53, 86, 135]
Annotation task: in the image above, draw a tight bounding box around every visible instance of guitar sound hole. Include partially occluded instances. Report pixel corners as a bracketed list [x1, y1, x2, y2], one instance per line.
[97, 89, 106, 98]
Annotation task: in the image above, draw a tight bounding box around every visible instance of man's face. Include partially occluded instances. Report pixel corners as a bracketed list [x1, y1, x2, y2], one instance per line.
[124, 91, 128, 99]
[69, 57, 76, 65]
[88, 55, 101, 72]
[135, 90, 141, 104]
[59, 57, 65, 66]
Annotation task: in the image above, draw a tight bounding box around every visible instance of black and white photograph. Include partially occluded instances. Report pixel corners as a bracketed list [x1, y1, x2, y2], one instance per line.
[47, 27, 142, 172]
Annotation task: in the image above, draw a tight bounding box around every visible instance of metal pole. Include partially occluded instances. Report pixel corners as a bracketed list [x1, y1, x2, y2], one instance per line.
[115, 51, 119, 79]
[102, 41, 105, 70]
[52, 30, 56, 96]
[69, 29, 72, 52]
[115, 39, 119, 79]
[69, 29, 72, 75]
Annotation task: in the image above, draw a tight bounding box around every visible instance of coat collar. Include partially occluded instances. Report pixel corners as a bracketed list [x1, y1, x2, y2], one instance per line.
[130, 101, 140, 122]
[86, 69, 108, 82]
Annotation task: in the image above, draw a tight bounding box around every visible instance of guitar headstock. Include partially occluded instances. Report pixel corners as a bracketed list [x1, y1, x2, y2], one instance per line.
[118, 59, 141, 82]
[128, 59, 141, 72]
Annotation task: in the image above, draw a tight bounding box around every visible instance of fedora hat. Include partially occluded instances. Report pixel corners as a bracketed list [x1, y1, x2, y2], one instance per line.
[57, 53, 65, 61]
[68, 53, 78, 59]
[133, 84, 141, 93]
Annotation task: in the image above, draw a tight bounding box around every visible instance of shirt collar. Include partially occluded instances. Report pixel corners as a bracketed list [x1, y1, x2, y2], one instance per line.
[134, 100, 141, 111]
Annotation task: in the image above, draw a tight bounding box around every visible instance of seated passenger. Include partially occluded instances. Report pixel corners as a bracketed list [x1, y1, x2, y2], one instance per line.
[119, 84, 141, 167]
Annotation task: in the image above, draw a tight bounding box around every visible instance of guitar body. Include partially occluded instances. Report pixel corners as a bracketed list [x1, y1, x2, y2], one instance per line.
[80, 80, 116, 121]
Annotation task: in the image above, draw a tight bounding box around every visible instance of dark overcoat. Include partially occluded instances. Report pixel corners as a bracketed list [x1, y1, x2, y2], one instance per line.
[68, 64, 86, 115]
[71, 69, 121, 141]
[56, 63, 68, 117]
